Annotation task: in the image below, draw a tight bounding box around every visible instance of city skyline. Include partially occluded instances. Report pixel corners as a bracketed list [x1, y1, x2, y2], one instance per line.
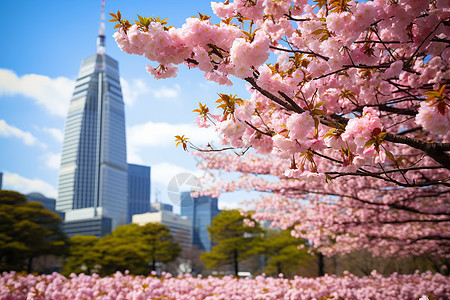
[0, 0, 252, 211]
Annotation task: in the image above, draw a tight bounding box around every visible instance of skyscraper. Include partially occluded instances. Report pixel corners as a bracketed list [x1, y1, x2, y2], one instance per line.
[180, 192, 220, 252]
[127, 164, 151, 223]
[57, 1, 128, 237]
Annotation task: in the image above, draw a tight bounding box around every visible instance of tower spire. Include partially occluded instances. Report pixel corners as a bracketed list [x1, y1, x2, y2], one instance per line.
[97, 0, 106, 54]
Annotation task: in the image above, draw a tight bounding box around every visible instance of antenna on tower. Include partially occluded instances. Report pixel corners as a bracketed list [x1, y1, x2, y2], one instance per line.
[154, 188, 161, 204]
[97, 0, 106, 54]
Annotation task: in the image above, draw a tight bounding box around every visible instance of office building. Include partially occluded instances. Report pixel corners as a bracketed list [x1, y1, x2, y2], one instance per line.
[127, 164, 151, 223]
[151, 202, 173, 213]
[180, 192, 220, 252]
[132, 211, 192, 251]
[27, 192, 57, 212]
[56, 2, 127, 237]
[26, 192, 65, 221]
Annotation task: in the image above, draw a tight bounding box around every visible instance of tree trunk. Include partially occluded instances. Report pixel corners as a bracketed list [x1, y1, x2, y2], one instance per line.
[277, 262, 282, 275]
[233, 249, 239, 277]
[318, 253, 324, 277]
[151, 254, 156, 272]
[333, 255, 338, 275]
[27, 256, 33, 273]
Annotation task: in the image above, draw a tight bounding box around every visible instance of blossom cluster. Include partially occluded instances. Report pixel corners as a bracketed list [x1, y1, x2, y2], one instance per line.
[113, 0, 449, 181]
[196, 152, 450, 257]
[113, 0, 450, 260]
[1, 271, 449, 300]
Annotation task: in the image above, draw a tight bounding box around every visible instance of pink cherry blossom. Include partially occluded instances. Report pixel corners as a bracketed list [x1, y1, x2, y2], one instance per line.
[112, 0, 450, 268]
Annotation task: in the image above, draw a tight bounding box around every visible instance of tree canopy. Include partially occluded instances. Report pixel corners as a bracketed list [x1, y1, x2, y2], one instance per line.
[201, 209, 263, 276]
[111, 0, 449, 258]
[0, 190, 67, 272]
[63, 223, 180, 276]
[257, 229, 313, 277]
[140, 222, 182, 272]
[62, 235, 99, 275]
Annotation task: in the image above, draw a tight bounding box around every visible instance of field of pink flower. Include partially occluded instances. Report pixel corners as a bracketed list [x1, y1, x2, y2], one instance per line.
[0, 271, 448, 299]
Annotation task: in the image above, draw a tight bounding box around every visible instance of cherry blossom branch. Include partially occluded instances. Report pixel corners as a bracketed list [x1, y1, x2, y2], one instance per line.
[244, 121, 272, 136]
[313, 67, 348, 80]
[397, 127, 422, 135]
[267, 186, 449, 216]
[283, 14, 310, 22]
[270, 46, 329, 61]
[244, 76, 296, 111]
[339, 219, 450, 225]
[353, 40, 405, 44]
[354, 104, 417, 116]
[405, 20, 444, 68]
[370, 23, 397, 61]
[383, 133, 450, 169]
[326, 170, 449, 187]
[367, 235, 450, 243]
[278, 91, 304, 114]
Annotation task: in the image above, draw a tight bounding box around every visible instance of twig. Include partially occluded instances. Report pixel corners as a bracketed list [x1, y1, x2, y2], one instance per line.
[270, 46, 329, 61]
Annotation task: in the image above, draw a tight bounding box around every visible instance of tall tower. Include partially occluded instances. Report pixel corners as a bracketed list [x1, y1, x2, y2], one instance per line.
[57, 0, 128, 237]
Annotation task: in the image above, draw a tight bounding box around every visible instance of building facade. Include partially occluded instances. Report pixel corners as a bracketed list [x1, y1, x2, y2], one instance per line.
[56, 6, 128, 237]
[27, 192, 65, 219]
[151, 202, 173, 213]
[132, 211, 192, 251]
[127, 164, 151, 223]
[180, 192, 220, 252]
[27, 192, 57, 212]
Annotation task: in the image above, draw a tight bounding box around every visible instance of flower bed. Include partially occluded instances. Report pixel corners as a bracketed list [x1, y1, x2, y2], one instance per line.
[0, 271, 448, 299]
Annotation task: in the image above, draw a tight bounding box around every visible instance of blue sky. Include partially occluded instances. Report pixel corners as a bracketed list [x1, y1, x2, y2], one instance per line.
[0, 0, 251, 210]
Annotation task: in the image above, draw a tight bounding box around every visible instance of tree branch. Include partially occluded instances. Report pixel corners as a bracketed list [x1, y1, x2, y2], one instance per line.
[270, 46, 329, 61]
[272, 187, 450, 216]
[244, 77, 296, 111]
[384, 133, 450, 169]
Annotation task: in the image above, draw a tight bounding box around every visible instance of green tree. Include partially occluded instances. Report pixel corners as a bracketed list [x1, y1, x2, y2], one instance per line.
[89, 229, 147, 275]
[0, 190, 67, 272]
[62, 223, 181, 275]
[201, 210, 263, 276]
[140, 222, 181, 272]
[62, 235, 99, 275]
[257, 229, 312, 277]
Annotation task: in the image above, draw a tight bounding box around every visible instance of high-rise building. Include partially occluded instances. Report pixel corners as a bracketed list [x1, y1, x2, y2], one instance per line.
[180, 192, 220, 252]
[127, 164, 151, 223]
[27, 192, 65, 220]
[57, 1, 128, 237]
[27, 192, 57, 212]
[0, 172, 2, 190]
[151, 202, 173, 213]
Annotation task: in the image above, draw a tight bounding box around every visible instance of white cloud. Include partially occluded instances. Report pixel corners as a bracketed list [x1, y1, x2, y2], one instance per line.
[120, 78, 149, 106]
[3, 171, 57, 198]
[42, 152, 61, 170]
[152, 84, 181, 99]
[127, 121, 220, 164]
[127, 145, 145, 165]
[151, 162, 197, 186]
[0, 119, 46, 148]
[151, 162, 206, 206]
[128, 121, 219, 148]
[0, 69, 74, 116]
[42, 127, 64, 143]
[121, 77, 181, 106]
